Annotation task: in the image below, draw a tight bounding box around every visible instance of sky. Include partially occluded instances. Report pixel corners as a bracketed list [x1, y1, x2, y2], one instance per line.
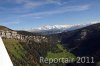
[0, 0, 100, 30]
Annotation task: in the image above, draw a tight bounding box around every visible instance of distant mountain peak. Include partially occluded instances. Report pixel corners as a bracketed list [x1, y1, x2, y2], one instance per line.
[38, 25, 72, 30]
[28, 22, 100, 35]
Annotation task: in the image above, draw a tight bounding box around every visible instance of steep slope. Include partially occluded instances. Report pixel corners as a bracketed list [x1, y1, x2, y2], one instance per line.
[2, 36, 51, 66]
[56, 23, 100, 66]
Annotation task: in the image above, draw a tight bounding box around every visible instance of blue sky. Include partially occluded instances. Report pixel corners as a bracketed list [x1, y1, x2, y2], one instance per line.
[0, 0, 100, 30]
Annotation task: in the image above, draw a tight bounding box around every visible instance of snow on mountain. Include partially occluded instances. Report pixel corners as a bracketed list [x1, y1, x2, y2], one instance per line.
[29, 22, 99, 35]
[38, 25, 72, 30]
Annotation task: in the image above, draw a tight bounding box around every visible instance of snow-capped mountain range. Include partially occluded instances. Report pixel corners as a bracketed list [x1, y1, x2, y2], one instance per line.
[38, 25, 72, 30]
[29, 22, 99, 35]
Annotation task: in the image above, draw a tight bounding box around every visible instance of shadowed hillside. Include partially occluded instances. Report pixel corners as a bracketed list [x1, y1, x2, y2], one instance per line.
[55, 23, 100, 66]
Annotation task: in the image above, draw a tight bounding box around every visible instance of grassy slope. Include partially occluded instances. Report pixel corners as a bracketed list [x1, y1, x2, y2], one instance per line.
[3, 39, 25, 60]
[3, 39, 30, 66]
[47, 44, 76, 59]
[43, 44, 76, 66]
[3, 38, 48, 66]
[3, 39, 76, 66]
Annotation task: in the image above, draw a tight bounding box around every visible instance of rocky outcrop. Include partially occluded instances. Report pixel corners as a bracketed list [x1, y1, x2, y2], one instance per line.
[0, 30, 18, 39]
[0, 30, 48, 43]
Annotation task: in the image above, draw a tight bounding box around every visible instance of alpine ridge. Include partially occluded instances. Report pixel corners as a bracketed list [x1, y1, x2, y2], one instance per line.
[29, 22, 99, 35]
